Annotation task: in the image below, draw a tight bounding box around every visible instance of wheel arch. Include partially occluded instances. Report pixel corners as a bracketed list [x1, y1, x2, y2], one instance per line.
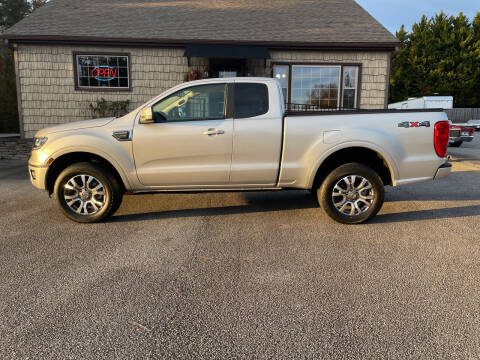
[45, 151, 128, 195]
[311, 146, 395, 190]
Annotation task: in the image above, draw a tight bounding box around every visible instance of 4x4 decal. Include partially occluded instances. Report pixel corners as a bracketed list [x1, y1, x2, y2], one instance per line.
[398, 121, 430, 128]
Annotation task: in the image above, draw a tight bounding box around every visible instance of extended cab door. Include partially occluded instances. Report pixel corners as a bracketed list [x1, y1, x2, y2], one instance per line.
[230, 80, 283, 186]
[133, 82, 233, 187]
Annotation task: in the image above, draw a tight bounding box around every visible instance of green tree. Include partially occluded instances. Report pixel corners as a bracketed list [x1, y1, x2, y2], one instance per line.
[0, 0, 31, 32]
[390, 12, 480, 108]
[0, 0, 48, 133]
[0, 46, 18, 132]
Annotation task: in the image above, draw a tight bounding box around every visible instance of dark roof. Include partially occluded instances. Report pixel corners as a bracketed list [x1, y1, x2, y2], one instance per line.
[2, 0, 400, 48]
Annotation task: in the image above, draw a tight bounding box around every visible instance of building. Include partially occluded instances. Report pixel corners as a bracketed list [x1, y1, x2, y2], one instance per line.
[1, 0, 400, 138]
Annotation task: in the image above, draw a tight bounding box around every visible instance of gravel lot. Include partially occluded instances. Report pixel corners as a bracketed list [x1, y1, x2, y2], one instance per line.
[1, 136, 479, 359]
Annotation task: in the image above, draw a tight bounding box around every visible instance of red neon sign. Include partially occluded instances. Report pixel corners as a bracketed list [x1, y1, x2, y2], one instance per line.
[91, 66, 117, 81]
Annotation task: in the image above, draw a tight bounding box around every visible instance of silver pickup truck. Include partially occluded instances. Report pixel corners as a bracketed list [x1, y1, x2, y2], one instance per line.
[28, 78, 451, 224]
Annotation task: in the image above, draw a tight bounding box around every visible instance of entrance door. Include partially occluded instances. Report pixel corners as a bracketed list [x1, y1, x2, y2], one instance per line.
[133, 82, 233, 187]
[210, 59, 246, 78]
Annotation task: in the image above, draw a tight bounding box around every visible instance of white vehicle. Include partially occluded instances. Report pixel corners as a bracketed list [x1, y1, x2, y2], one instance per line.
[28, 78, 451, 224]
[467, 120, 480, 131]
[388, 96, 453, 110]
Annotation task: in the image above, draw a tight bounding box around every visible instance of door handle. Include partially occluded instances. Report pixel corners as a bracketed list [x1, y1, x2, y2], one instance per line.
[203, 128, 225, 136]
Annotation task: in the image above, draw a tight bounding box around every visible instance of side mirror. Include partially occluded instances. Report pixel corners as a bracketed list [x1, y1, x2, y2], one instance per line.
[139, 108, 154, 124]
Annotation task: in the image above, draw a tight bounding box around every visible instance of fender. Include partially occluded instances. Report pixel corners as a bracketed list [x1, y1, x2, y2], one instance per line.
[47, 137, 135, 190]
[305, 140, 399, 189]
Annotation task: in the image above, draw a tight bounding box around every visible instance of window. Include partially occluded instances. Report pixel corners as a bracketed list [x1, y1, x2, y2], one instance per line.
[273, 65, 289, 101]
[75, 54, 130, 90]
[292, 66, 340, 108]
[152, 83, 226, 122]
[342, 66, 358, 109]
[273, 64, 360, 109]
[234, 83, 269, 118]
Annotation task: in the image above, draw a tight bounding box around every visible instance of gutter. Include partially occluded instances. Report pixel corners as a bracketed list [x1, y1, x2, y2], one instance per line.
[0, 34, 402, 52]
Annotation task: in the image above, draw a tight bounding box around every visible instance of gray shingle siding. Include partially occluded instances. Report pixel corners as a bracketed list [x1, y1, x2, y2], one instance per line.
[17, 44, 390, 138]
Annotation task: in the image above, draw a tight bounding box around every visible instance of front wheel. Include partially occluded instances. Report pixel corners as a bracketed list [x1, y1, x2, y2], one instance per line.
[54, 162, 123, 223]
[317, 163, 385, 224]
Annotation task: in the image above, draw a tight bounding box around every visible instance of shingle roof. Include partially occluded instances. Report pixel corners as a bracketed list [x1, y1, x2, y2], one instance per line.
[2, 0, 400, 47]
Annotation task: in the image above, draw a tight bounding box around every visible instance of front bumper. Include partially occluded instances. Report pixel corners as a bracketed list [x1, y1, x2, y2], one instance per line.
[449, 135, 474, 143]
[28, 163, 48, 190]
[434, 162, 452, 180]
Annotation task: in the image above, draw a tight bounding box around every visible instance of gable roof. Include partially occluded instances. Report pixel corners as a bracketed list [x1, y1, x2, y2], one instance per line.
[2, 0, 400, 49]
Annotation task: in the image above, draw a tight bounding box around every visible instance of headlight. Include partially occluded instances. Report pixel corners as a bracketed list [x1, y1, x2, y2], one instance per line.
[32, 137, 48, 150]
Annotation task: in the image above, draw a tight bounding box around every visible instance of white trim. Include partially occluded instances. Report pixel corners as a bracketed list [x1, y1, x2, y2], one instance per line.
[342, 66, 359, 108]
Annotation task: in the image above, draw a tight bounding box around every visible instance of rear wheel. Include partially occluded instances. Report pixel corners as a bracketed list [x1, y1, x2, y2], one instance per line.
[317, 163, 384, 224]
[54, 162, 123, 223]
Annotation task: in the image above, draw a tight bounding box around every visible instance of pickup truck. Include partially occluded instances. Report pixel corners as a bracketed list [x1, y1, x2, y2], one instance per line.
[449, 122, 475, 147]
[28, 78, 451, 224]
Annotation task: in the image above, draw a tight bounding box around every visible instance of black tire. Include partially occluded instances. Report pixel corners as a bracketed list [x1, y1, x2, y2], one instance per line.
[317, 163, 384, 224]
[449, 141, 463, 147]
[54, 162, 123, 223]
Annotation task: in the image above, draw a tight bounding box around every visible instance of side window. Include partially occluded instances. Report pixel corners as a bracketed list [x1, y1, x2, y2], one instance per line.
[234, 83, 269, 119]
[152, 83, 226, 122]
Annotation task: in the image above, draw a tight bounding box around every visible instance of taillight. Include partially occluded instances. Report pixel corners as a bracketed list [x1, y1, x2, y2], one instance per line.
[434, 121, 450, 157]
[468, 127, 475, 135]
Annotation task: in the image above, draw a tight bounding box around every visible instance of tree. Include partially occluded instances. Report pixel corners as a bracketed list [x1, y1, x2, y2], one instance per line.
[0, 46, 18, 132]
[0, 0, 31, 32]
[390, 12, 480, 108]
[0, 0, 48, 133]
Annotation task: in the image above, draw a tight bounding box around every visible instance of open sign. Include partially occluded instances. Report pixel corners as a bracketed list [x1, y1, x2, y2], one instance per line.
[91, 66, 117, 81]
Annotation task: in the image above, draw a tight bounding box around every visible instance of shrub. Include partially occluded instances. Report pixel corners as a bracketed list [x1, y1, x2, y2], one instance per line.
[89, 98, 130, 118]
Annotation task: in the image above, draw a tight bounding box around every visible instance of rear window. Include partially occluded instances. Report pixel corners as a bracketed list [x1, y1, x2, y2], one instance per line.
[234, 83, 269, 118]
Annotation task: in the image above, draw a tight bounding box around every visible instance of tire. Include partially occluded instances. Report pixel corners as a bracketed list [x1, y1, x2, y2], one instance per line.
[53, 162, 123, 223]
[317, 163, 384, 224]
[449, 141, 463, 147]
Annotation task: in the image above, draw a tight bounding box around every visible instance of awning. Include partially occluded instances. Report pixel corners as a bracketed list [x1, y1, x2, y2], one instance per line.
[184, 44, 270, 59]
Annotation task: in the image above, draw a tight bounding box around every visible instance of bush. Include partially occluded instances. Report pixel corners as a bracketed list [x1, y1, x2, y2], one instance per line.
[89, 98, 130, 118]
[0, 45, 19, 133]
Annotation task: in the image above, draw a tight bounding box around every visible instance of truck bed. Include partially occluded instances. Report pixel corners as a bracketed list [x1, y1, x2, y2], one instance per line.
[278, 108, 448, 188]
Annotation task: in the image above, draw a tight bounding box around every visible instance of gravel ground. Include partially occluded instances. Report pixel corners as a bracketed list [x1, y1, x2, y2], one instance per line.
[0, 137, 479, 359]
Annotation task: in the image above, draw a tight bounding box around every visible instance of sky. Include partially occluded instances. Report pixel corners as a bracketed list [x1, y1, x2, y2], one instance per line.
[355, 0, 479, 35]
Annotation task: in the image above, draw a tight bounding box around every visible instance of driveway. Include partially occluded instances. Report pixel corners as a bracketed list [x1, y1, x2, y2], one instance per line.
[1, 138, 479, 359]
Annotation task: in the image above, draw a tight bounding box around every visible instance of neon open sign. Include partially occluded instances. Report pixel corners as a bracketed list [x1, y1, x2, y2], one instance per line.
[91, 65, 117, 81]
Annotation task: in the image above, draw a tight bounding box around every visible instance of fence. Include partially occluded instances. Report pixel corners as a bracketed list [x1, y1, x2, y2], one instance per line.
[285, 103, 357, 112]
[445, 108, 480, 123]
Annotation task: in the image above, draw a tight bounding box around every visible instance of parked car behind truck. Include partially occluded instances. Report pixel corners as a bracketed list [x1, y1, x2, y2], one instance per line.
[28, 78, 451, 224]
[448, 122, 475, 147]
[467, 120, 480, 131]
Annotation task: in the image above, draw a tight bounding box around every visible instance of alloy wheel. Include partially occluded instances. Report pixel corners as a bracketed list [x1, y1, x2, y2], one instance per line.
[331, 175, 375, 216]
[63, 174, 106, 215]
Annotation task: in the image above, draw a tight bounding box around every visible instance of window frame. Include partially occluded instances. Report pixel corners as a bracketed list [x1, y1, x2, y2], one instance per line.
[291, 64, 342, 108]
[272, 62, 362, 109]
[150, 82, 229, 123]
[341, 66, 360, 109]
[73, 52, 132, 92]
